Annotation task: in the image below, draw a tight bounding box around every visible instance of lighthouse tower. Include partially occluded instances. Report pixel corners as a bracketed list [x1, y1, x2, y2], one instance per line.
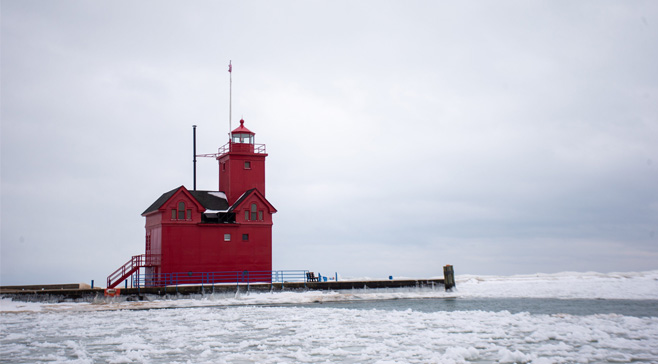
[218, 119, 268, 204]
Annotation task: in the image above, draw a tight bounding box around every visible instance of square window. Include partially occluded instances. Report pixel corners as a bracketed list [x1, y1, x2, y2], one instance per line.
[242, 234, 249, 241]
[244, 161, 251, 169]
[224, 234, 231, 242]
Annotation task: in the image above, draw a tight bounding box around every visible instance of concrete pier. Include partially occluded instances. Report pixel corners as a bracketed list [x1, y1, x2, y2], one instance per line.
[1, 278, 446, 303]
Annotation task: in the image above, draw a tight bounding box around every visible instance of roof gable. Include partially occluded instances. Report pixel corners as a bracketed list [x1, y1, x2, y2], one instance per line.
[229, 188, 277, 213]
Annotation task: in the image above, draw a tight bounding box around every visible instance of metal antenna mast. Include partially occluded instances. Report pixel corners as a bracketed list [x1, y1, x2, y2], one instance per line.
[228, 60, 232, 140]
[192, 125, 197, 191]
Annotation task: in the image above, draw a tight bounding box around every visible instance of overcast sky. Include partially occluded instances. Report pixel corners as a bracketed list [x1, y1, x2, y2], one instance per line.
[2, 1, 657, 285]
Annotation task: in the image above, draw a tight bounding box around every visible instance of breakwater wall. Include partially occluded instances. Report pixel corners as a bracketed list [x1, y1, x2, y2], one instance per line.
[1, 278, 447, 303]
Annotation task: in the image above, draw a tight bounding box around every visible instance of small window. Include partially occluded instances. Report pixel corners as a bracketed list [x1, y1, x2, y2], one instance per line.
[186, 209, 192, 220]
[242, 234, 249, 241]
[258, 211, 263, 221]
[178, 202, 186, 220]
[224, 234, 231, 242]
[222, 163, 226, 171]
[244, 161, 251, 169]
[171, 209, 176, 220]
[250, 203, 258, 221]
[245, 210, 250, 221]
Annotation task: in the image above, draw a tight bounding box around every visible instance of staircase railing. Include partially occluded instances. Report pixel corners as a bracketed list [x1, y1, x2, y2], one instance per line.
[107, 254, 160, 288]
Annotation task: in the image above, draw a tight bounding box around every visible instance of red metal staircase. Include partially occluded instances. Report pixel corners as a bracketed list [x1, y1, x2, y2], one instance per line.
[107, 254, 158, 289]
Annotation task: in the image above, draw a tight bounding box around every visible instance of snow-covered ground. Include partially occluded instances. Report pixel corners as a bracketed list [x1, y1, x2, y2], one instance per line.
[1, 271, 657, 363]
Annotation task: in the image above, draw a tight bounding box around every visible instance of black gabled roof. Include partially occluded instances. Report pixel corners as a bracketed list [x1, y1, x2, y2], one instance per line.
[141, 186, 230, 216]
[189, 190, 230, 211]
[228, 188, 277, 213]
[142, 187, 179, 215]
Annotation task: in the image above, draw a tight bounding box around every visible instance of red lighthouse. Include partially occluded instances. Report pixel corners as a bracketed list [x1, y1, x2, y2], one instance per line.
[107, 119, 276, 288]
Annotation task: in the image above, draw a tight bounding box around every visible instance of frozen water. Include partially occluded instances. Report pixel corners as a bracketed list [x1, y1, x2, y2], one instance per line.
[2, 304, 657, 363]
[2, 271, 657, 363]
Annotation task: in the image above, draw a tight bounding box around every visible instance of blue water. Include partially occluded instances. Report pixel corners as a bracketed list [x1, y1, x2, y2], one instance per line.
[291, 297, 658, 317]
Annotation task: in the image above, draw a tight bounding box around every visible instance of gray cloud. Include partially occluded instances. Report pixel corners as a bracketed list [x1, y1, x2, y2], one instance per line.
[2, 0, 657, 285]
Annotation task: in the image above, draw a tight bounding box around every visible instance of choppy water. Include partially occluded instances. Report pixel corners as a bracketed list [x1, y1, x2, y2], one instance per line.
[2, 296, 657, 364]
[300, 297, 658, 317]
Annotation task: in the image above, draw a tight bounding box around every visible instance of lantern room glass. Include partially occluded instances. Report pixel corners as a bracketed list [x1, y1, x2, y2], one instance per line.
[232, 133, 254, 144]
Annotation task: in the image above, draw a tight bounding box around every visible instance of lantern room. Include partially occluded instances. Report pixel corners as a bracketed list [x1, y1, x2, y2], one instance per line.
[230, 119, 255, 153]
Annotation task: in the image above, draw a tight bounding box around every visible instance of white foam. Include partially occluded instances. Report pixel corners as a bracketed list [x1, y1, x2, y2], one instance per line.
[0, 298, 44, 312]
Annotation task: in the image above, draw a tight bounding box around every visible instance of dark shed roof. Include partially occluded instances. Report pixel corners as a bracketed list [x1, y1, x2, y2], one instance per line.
[189, 191, 230, 211]
[142, 186, 230, 216]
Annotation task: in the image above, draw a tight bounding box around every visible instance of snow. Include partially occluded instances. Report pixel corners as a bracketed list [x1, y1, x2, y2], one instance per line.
[2, 270, 658, 363]
[207, 191, 227, 200]
[203, 209, 228, 215]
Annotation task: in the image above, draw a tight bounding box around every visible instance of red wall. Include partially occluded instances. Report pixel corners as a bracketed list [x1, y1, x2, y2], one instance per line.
[218, 152, 267, 204]
[144, 188, 273, 283]
[160, 224, 272, 274]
